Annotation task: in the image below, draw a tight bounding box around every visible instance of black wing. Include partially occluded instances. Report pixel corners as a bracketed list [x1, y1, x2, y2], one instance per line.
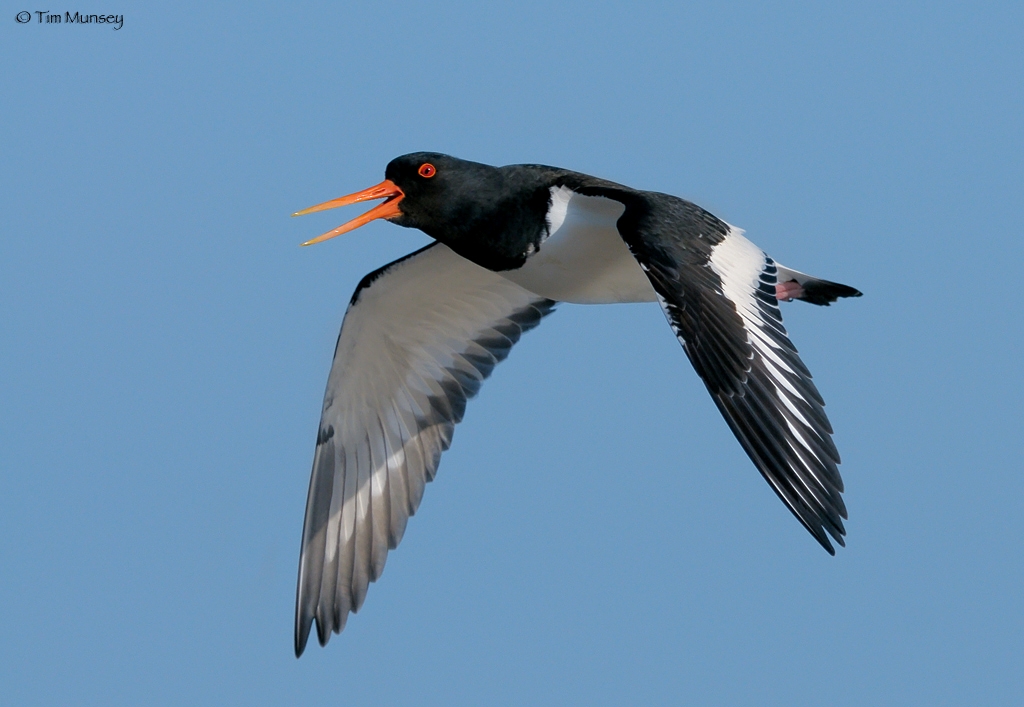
[592, 188, 848, 553]
[295, 242, 555, 655]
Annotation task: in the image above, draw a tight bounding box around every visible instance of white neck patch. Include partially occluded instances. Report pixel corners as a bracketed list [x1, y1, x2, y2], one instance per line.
[543, 185, 575, 240]
[499, 186, 655, 304]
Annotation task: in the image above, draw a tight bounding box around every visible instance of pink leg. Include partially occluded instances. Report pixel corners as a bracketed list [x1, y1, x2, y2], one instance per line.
[776, 280, 804, 302]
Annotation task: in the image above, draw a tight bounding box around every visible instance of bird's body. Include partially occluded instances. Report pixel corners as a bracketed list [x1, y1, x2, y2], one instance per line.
[502, 186, 654, 303]
[291, 153, 861, 656]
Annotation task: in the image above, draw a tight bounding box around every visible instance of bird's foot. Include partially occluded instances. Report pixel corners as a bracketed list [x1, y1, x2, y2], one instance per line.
[776, 280, 805, 302]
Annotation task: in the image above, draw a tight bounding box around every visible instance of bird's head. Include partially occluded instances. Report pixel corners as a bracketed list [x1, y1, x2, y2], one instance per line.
[294, 152, 506, 246]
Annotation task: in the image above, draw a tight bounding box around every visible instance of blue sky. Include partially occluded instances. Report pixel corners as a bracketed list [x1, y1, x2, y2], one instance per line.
[2, 2, 1022, 704]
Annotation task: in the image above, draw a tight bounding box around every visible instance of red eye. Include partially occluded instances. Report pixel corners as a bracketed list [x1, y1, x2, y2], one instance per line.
[418, 163, 436, 178]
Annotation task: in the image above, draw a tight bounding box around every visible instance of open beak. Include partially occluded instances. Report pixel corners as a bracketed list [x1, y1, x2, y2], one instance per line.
[292, 179, 405, 246]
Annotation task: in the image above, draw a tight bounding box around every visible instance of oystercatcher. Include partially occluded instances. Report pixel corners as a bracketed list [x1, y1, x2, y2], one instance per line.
[291, 152, 861, 655]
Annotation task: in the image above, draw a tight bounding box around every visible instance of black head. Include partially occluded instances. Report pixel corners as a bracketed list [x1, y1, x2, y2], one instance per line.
[383, 152, 507, 239]
[294, 152, 557, 270]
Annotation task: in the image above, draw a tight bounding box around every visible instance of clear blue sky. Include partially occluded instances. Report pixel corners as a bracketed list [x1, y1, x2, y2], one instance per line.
[2, 2, 1022, 705]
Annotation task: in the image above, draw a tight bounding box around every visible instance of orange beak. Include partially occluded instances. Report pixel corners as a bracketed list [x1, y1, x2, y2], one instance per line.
[292, 179, 405, 246]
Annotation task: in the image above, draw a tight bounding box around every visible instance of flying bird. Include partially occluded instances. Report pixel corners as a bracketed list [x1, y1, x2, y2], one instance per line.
[291, 152, 861, 656]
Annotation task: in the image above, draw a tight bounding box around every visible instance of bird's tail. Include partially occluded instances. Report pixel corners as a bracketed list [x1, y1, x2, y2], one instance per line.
[773, 264, 862, 306]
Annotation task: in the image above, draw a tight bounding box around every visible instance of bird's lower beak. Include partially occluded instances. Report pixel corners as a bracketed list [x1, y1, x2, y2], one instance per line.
[293, 179, 405, 246]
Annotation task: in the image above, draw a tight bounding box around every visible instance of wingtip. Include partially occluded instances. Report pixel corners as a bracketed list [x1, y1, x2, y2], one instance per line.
[818, 534, 837, 556]
[819, 528, 847, 556]
[316, 613, 332, 648]
[295, 623, 310, 658]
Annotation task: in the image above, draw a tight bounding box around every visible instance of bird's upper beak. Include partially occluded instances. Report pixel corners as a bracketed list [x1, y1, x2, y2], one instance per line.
[293, 180, 405, 246]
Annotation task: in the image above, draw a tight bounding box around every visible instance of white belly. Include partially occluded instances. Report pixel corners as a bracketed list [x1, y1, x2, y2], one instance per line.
[499, 187, 657, 304]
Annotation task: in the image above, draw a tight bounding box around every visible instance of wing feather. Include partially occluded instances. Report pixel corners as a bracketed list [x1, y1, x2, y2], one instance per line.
[294, 242, 555, 655]
[590, 187, 850, 555]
